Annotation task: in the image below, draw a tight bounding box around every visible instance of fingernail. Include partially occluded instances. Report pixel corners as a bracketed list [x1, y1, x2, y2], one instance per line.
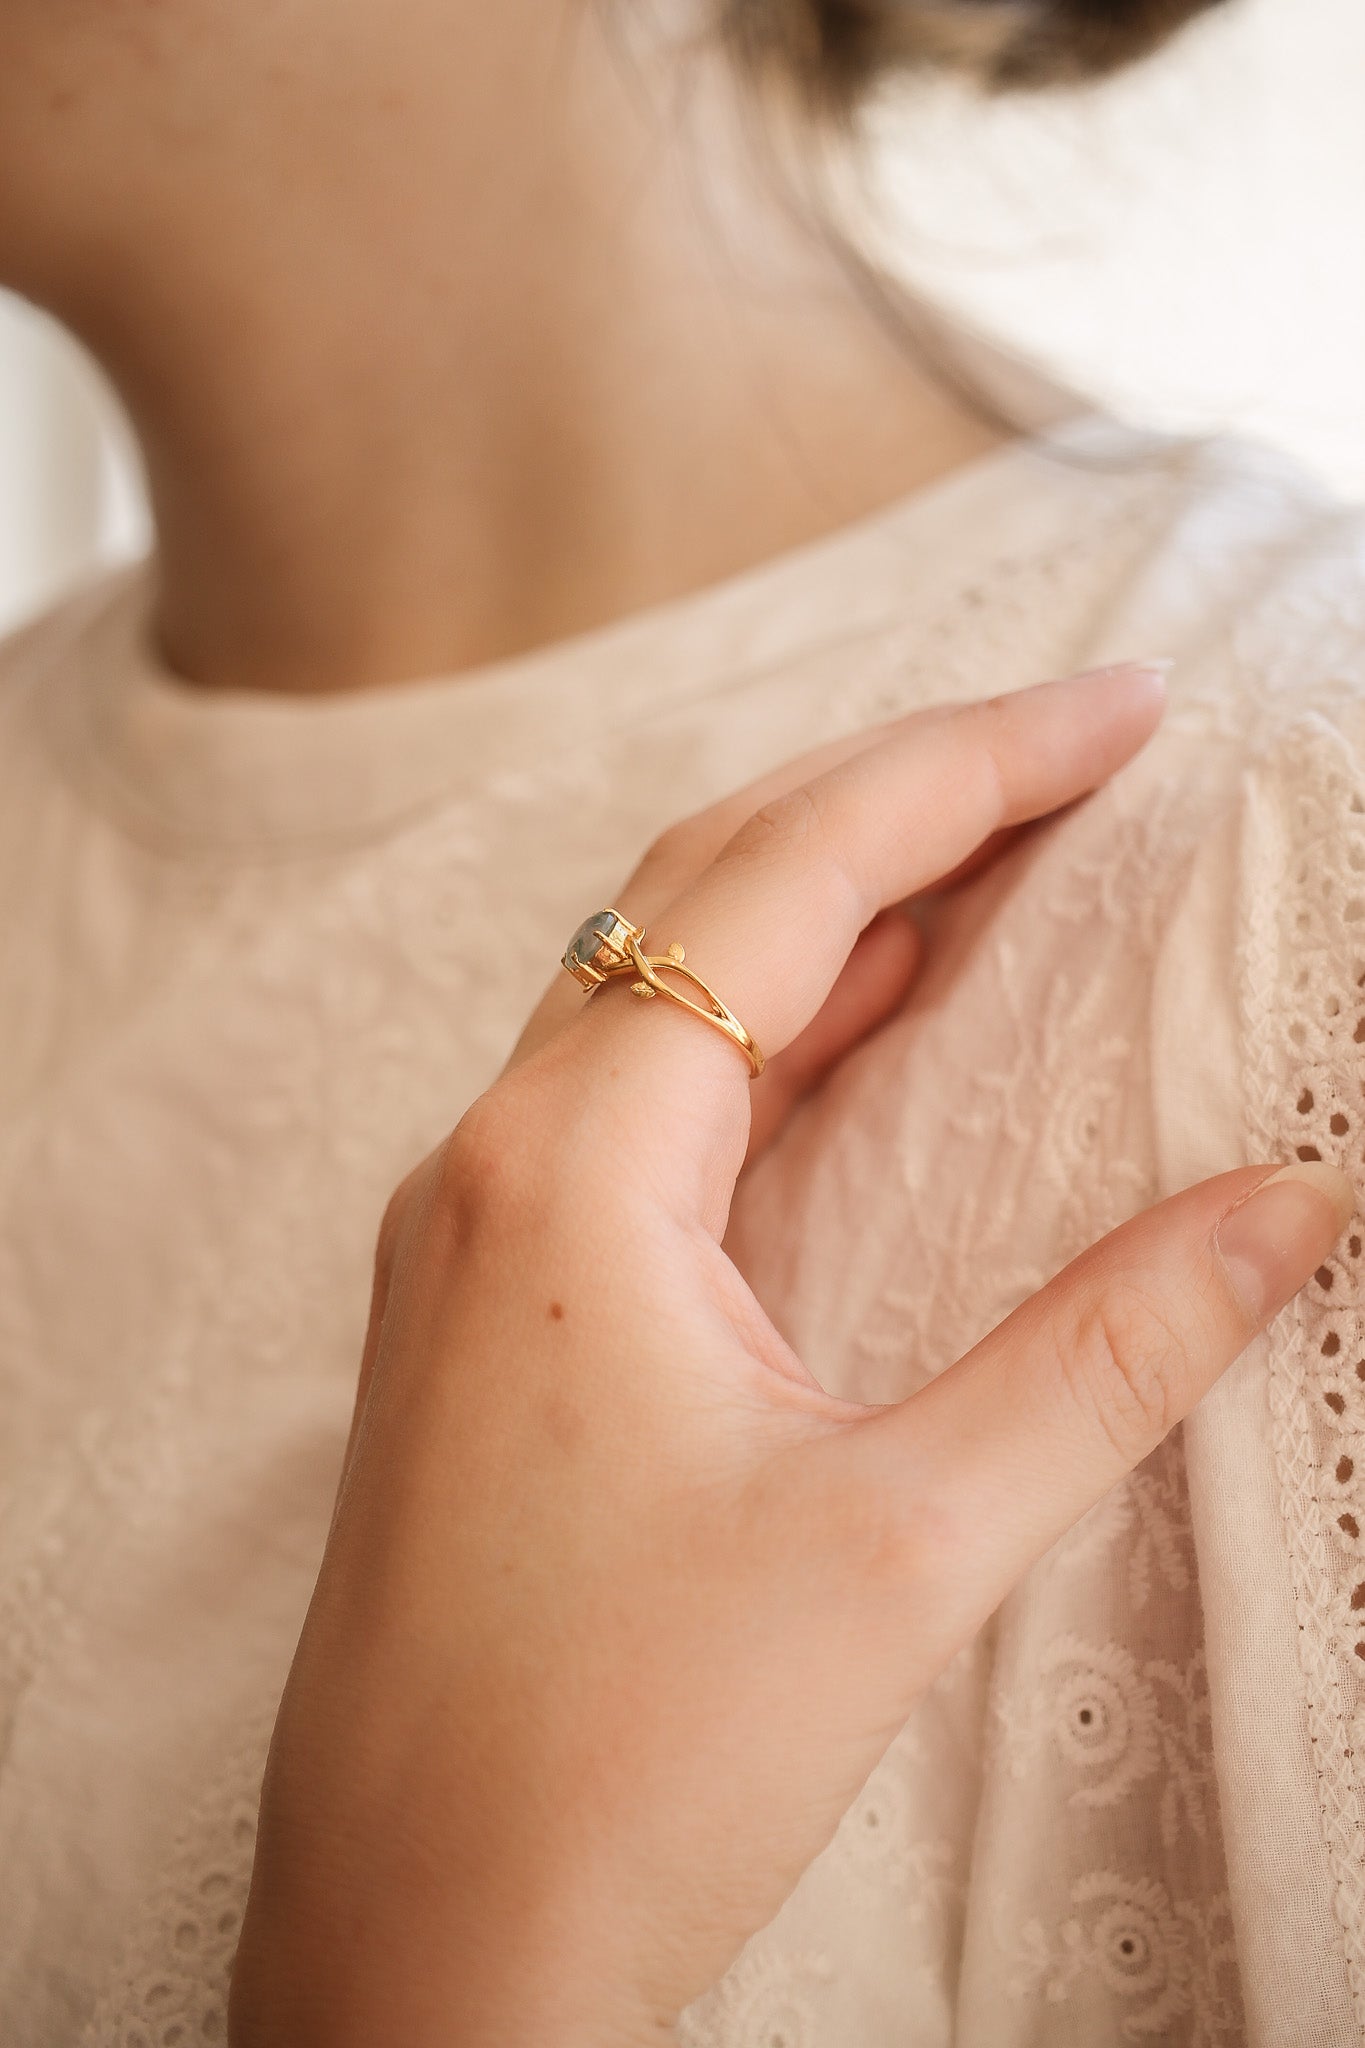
[1071, 658, 1173, 693]
[1216, 1162, 1356, 1321]
[1015, 659, 1173, 707]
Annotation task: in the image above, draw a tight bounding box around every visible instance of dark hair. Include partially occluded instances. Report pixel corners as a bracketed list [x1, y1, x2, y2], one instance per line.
[718, 0, 1230, 114]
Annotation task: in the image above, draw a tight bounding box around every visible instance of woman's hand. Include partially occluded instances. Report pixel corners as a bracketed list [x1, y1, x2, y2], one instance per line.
[229, 662, 1353, 2047]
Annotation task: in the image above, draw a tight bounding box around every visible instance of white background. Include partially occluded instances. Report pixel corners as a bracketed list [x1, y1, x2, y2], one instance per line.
[1, 0, 1362, 638]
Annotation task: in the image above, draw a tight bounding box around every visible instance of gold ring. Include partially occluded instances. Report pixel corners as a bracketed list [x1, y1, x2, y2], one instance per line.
[560, 908, 765, 1078]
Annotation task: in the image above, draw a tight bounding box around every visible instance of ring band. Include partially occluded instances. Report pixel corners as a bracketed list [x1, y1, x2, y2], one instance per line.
[561, 907, 766, 1078]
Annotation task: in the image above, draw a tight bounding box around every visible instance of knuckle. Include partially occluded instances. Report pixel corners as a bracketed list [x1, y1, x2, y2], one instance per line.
[739, 784, 825, 857]
[434, 1086, 538, 1235]
[834, 1470, 925, 1589]
[1055, 1278, 1190, 1463]
[719, 785, 859, 917]
[633, 816, 705, 891]
[436, 1033, 648, 1258]
[374, 1173, 416, 1278]
[954, 698, 1011, 816]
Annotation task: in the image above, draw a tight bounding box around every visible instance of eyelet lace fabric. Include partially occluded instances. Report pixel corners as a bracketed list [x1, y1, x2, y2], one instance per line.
[689, 710, 1248, 2047]
[1, 430, 1363, 2044]
[1238, 709, 1365, 2025]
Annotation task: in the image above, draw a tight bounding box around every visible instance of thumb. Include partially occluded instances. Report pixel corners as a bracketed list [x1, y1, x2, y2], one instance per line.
[842, 1161, 1354, 1664]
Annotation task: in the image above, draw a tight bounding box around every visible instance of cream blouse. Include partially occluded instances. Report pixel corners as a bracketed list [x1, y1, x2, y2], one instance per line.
[2, 418, 1365, 2047]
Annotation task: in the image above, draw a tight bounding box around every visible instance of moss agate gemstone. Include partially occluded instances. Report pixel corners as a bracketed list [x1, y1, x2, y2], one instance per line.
[565, 911, 619, 974]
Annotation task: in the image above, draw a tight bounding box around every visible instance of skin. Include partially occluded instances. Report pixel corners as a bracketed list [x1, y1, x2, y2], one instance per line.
[227, 664, 1354, 2043]
[0, 4, 1351, 2039]
[0, 0, 1004, 694]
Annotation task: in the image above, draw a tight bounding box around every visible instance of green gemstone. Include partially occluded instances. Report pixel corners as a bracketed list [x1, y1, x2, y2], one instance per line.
[565, 911, 618, 973]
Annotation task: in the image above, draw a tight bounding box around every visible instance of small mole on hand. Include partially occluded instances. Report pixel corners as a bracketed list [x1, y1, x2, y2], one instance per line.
[548, 1301, 565, 1321]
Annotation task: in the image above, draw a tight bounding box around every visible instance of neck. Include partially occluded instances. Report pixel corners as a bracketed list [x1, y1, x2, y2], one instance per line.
[80, 20, 1007, 695]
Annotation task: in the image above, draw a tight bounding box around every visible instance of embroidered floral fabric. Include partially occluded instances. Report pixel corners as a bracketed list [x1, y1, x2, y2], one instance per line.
[1, 426, 1363, 2045]
[1239, 710, 1365, 2032]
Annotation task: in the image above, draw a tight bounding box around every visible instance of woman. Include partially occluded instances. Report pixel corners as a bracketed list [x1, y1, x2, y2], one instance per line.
[1, 1, 1363, 2043]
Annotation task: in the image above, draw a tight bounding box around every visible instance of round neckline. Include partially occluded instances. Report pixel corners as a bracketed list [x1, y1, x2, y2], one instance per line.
[35, 421, 1114, 862]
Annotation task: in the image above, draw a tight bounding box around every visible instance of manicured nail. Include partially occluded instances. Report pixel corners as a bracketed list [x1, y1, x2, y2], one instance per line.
[1016, 659, 1172, 705]
[1071, 657, 1173, 691]
[1216, 1162, 1356, 1321]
